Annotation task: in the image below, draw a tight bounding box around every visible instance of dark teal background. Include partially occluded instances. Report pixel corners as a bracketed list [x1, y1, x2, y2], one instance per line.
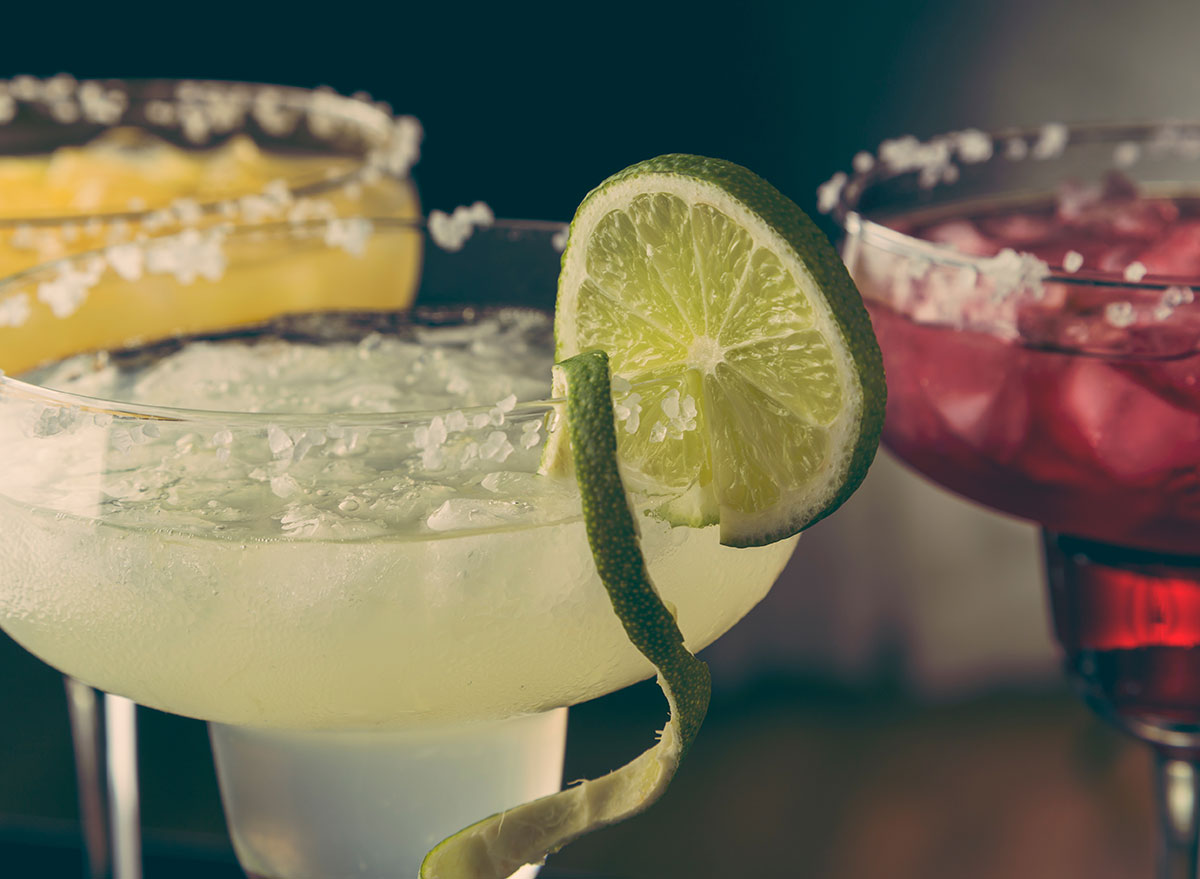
[0, 1, 1046, 228]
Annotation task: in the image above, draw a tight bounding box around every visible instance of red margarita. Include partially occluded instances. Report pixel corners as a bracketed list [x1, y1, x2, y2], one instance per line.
[830, 122, 1200, 877]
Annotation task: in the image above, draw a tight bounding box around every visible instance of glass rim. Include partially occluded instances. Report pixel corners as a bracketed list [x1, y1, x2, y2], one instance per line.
[825, 118, 1200, 290]
[0, 76, 418, 226]
[0, 215, 570, 426]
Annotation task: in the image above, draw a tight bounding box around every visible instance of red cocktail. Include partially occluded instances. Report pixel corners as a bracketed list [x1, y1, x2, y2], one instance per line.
[828, 122, 1200, 878]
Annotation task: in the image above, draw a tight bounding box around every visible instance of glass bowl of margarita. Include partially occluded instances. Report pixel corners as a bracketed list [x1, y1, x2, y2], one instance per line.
[0, 75, 423, 879]
[0, 218, 797, 878]
[826, 121, 1200, 878]
[0, 76, 422, 364]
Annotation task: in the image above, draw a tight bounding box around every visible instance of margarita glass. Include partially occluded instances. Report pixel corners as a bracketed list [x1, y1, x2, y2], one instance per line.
[0, 74, 420, 878]
[0, 217, 798, 878]
[828, 121, 1200, 877]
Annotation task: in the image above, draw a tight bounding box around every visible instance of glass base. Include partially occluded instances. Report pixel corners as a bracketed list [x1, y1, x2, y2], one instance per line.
[210, 708, 567, 879]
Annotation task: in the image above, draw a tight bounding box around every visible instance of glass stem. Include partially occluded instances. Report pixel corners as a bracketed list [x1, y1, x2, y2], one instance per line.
[105, 694, 143, 879]
[65, 678, 111, 878]
[1155, 751, 1200, 879]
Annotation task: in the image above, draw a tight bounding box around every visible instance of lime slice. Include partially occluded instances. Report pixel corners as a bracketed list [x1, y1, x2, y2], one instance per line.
[555, 154, 884, 546]
[421, 350, 710, 879]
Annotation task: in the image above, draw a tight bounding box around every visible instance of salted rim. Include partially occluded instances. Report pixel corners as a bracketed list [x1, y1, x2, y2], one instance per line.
[0, 216, 570, 426]
[821, 119, 1200, 291]
[0, 76, 422, 226]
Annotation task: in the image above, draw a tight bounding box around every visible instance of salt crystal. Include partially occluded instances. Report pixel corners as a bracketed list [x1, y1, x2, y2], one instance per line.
[413, 416, 448, 450]
[446, 410, 469, 432]
[1123, 261, 1148, 282]
[429, 416, 448, 446]
[1164, 285, 1195, 307]
[521, 424, 542, 449]
[1031, 123, 1069, 160]
[267, 424, 294, 456]
[479, 430, 514, 462]
[816, 172, 847, 214]
[621, 392, 642, 433]
[496, 393, 517, 413]
[649, 421, 668, 443]
[324, 217, 373, 257]
[211, 429, 233, 447]
[852, 151, 875, 173]
[8, 76, 39, 101]
[955, 129, 993, 164]
[144, 228, 227, 284]
[1105, 301, 1136, 328]
[0, 293, 31, 327]
[1062, 251, 1084, 273]
[1114, 142, 1141, 168]
[661, 389, 681, 419]
[428, 201, 495, 252]
[380, 115, 423, 177]
[551, 226, 569, 252]
[611, 375, 632, 393]
[978, 248, 1050, 299]
[37, 265, 96, 319]
[106, 243, 144, 281]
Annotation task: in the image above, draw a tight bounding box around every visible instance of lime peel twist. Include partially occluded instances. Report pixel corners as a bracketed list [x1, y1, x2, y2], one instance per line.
[420, 349, 711, 879]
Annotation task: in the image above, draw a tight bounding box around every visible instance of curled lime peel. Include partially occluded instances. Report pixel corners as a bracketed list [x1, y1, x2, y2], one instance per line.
[420, 350, 710, 879]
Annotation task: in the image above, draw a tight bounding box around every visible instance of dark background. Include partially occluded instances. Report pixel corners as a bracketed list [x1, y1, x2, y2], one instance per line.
[0, 1, 1115, 227]
[3, 1, 1198, 876]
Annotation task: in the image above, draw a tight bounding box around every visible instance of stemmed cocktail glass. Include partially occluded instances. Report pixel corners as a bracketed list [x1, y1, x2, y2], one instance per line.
[829, 121, 1200, 877]
[0, 216, 797, 877]
[0, 74, 419, 878]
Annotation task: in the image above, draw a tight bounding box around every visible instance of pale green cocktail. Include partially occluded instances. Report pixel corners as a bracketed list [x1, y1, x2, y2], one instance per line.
[0, 219, 797, 877]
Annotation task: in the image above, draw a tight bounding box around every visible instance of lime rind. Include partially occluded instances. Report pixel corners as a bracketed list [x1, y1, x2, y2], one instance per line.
[420, 350, 711, 879]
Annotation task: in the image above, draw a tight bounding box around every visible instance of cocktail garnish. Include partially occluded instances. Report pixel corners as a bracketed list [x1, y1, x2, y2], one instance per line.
[423, 155, 885, 876]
